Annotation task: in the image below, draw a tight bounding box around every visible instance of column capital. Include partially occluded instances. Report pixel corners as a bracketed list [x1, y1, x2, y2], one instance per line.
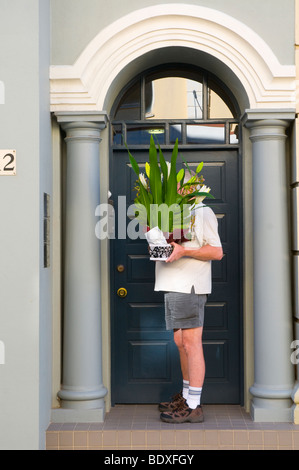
[54, 110, 109, 129]
[241, 109, 295, 143]
[55, 111, 109, 144]
[241, 108, 295, 127]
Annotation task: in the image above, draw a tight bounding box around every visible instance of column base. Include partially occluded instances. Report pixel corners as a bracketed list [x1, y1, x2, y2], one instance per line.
[250, 397, 293, 422]
[292, 382, 299, 424]
[52, 386, 108, 422]
[51, 406, 105, 423]
[292, 404, 299, 424]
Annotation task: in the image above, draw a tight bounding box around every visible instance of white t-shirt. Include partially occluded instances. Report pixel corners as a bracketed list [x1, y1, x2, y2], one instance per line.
[154, 205, 222, 294]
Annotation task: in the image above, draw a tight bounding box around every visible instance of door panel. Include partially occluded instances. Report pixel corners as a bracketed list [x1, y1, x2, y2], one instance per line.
[111, 148, 242, 404]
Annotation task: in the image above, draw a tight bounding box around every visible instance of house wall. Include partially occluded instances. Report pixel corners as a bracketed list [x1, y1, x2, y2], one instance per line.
[293, 0, 299, 423]
[0, 0, 297, 450]
[50, 0, 295, 66]
[0, 0, 52, 449]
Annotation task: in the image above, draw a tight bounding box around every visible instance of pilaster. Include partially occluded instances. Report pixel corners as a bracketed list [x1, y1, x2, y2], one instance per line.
[242, 109, 295, 422]
[291, 116, 299, 423]
[52, 111, 108, 422]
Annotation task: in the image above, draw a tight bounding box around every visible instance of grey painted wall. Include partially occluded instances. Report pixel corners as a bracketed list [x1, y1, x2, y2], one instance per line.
[51, 0, 295, 66]
[0, 0, 52, 449]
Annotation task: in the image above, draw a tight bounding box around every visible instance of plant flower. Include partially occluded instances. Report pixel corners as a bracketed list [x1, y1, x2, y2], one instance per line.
[139, 173, 148, 189]
[195, 185, 211, 204]
[126, 135, 214, 236]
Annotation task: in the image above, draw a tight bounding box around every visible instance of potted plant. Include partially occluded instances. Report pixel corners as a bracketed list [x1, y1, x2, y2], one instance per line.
[126, 135, 213, 259]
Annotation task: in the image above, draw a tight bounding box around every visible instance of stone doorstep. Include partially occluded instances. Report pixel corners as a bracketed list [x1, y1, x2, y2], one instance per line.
[46, 404, 299, 450]
[46, 427, 299, 450]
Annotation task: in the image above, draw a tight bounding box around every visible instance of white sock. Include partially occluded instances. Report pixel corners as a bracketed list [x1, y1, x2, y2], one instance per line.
[182, 380, 189, 400]
[187, 386, 202, 409]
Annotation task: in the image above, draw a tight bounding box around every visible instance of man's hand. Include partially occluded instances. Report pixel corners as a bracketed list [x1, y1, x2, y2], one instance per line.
[166, 242, 185, 263]
[166, 242, 223, 263]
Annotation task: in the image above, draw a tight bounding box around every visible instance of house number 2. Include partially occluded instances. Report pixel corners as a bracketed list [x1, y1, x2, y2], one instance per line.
[0, 150, 16, 175]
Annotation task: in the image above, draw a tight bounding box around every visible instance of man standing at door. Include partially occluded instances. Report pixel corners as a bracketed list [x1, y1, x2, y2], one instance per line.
[154, 199, 223, 423]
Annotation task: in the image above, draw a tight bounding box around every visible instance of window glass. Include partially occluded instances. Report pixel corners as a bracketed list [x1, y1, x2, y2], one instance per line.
[126, 125, 165, 145]
[170, 124, 182, 144]
[208, 79, 236, 119]
[113, 67, 238, 126]
[114, 81, 141, 120]
[112, 124, 123, 145]
[230, 123, 239, 144]
[186, 124, 225, 144]
[145, 77, 203, 120]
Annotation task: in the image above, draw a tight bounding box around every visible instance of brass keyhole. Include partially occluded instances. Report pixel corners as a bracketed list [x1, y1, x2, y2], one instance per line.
[117, 264, 125, 273]
[117, 287, 127, 298]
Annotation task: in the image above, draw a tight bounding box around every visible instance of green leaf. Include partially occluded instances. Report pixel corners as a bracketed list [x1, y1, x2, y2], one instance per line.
[180, 191, 214, 205]
[193, 191, 214, 199]
[155, 140, 168, 201]
[176, 168, 185, 182]
[138, 180, 151, 225]
[175, 194, 183, 204]
[148, 135, 163, 206]
[196, 162, 204, 174]
[180, 153, 192, 176]
[125, 142, 140, 176]
[165, 138, 179, 206]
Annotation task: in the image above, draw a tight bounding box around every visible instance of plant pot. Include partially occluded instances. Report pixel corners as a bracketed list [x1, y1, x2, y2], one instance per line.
[144, 226, 190, 244]
[149, 244, 174, 261]
[166, 229, 191, 244]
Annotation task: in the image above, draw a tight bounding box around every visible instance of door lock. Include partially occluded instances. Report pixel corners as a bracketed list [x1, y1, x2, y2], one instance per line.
[116, 264, 125, 273]
[117, 287, 127, 298]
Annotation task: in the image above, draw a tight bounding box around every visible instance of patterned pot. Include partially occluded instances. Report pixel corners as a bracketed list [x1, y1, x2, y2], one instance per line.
[149, 244, 174, 260]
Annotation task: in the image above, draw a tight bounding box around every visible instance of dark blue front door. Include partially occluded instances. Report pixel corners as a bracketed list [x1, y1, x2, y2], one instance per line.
[111, 148, 242, 404]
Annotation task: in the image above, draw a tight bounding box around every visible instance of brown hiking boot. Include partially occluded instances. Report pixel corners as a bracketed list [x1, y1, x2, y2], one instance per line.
[158, 391, 185, 412]
[160, 399, 204, 423]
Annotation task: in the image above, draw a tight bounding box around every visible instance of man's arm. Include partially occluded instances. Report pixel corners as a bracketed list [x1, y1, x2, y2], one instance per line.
[166, 242, 223, 263]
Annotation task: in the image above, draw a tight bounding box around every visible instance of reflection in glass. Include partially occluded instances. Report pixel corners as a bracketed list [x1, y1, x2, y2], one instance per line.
[170, 124, 182, 143]
[112, 69, 240, 146]
[230, 123, 239, 144]
[208, 79, 235, 119]
[186, 124, 225, 144]
[187, 80, 203, 119]
[114, 81, 141, 120]
[112, 124, 122, 145]
[113, 73, 238, 122]
[145, 77, 203, 120]
[126, 125, 165, 145]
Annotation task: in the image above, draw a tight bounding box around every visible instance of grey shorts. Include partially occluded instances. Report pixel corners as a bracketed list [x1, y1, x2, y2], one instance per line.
[164, 288, 207, 330]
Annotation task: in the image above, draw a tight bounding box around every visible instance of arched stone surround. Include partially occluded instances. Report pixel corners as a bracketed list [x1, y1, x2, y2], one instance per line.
[50, 4, 295, 112]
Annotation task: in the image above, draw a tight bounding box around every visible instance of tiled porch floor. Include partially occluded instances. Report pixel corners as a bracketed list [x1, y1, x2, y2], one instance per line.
[46, 404, 299, 450]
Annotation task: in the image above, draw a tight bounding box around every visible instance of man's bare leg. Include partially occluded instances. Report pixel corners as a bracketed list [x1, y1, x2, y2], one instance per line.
[174, 326, 205, 386]
[174, 326, 205, 409]
[182, 326, 205, 387]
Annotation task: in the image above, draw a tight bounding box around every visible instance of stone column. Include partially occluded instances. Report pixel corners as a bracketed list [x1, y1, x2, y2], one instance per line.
[243, 110, 295, 422]
[52, 112, 108, 422]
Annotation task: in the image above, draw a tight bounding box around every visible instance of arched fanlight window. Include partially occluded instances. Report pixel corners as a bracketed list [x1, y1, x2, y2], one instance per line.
[112, 66, 239, 146]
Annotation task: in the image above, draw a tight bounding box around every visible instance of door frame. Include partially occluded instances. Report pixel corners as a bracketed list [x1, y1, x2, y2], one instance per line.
[109, 144, 244, 407]
[109, 64, 244, 406]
